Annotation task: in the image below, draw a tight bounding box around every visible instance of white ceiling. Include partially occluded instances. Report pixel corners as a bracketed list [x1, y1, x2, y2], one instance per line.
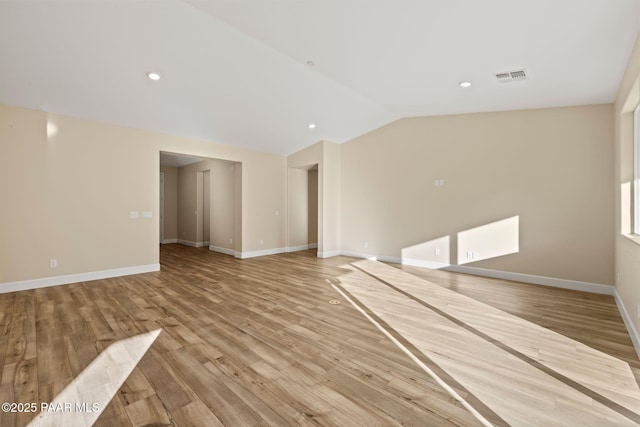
[0, 1, 638, 155]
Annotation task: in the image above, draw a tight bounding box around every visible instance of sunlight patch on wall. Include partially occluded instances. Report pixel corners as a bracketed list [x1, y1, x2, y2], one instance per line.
[457, 216, 519, 265]
[401, 235, 450, 268]
[46, 120, 57, 139]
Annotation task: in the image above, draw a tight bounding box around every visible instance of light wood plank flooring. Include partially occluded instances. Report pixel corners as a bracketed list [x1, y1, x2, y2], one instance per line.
[0, 244, 637, 426]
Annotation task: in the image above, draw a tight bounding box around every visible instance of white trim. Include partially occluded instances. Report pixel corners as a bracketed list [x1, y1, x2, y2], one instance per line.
[634, 105, 640, 235]
[445, 265, 615, 295]
[161, 238, 178, 244]
[317, 250, 341, 258]
[316, 250, 339, 258]
[236, 247, 287, 259]
[309, 243, 318, 249]
[209, 245, 235, 256]
[614, 289, 640, 359]
[339, 251, 406, 263]
[339, 251, 615, 295]
[0, 264, 160, 294]
[178, 239, 208, 248]
[340, 250, 379, 260]
[287, 244, 310, 252]
[402, 258, 451, 270]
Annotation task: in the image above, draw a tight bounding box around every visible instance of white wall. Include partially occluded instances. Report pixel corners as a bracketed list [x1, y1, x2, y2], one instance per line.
[288, 168, 309, 249]
[287, 140, 341, 257]
[614, 31, 640, 353]
[160, 165, 178, 241]
[340, 105, 614, 285]
[0, 104, 285, 285]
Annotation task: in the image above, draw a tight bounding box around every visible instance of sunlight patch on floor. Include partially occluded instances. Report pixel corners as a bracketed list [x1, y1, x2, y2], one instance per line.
[28, 329, 161, 427]
[336, 260, 640, 426]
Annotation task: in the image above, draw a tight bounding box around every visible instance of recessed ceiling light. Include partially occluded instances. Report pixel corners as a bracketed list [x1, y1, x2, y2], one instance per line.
[459, 81, 471, 88]
[146, 72, 161, 81]
[308, 123, 316, 129]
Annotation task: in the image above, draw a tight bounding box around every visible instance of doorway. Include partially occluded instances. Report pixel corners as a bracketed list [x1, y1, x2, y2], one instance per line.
[159, 152, 241, 258]
[195, 170, 211, 247]
[287, 164, 319, 254]
[160, 172, 164, 244]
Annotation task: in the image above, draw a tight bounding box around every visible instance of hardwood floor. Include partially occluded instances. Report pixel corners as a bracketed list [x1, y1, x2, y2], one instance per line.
[0, 244, 637, 426]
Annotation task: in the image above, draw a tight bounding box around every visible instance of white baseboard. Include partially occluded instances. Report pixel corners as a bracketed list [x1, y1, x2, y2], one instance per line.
[402, 258, 451, 270]
[338, 250, 639, 356]
[309, 243, 318, 249]
[161, 238, 178, 244]
[445, 265, 615, 296]
[340, 250, 378, 260]
[318, 250, 342, 258]
[237, 247, 286, 259]
[287, 244, 310, 253]
[0, 264, 161, 294]
[178, 240, 208, 248]
[209, 245, 236, 256]
[614, 289, 640, 359]
[337, 251, 616, 295]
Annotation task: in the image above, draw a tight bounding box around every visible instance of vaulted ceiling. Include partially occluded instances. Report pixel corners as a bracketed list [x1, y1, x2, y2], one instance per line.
[1, 0, 638, 155]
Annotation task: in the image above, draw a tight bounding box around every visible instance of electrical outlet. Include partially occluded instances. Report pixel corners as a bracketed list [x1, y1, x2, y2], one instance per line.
[50, 259, 57, 268]
[466, 251, 473, 259]
[364, 242, 369, 248]
[473, 252, 479, 260]
[434, 248, 440, 256]
[229, 238, 233, 244]
[260, 239, 264, 245]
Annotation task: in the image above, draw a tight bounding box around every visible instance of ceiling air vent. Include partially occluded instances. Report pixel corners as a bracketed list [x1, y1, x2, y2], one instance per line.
[496, 70, 527, 83]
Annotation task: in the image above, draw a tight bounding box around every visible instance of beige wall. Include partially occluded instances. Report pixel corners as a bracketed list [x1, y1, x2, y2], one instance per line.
[288, 142, 323, 252]
[287, 140, 341, 256]
[0, 104, 285, 285]
[176, 159, 240, 250]
[178, 165, 212, 245]
[160, 165, 178, 241]
[0, 106, 57, 282]
[203, 170, 210, 244]
[177, 164, 197, 243]
[322, 141, 341, 255]
[0, 100, 618, 297]
[614, 32, 640, 346]
[308, 168, 318, 245]
[341, 105, 614, 285]
[1, 106, 160, 283]
[209, 160, 237, 251]
[288, 168, 309, 248]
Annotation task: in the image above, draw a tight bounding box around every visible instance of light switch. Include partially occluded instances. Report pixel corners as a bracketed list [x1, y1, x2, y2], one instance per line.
[142, 211, 152, 219]
[130, 211, 139, 219]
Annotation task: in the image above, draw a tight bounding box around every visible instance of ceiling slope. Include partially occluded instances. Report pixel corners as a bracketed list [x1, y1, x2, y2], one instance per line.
[0, 0, 637, 155]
